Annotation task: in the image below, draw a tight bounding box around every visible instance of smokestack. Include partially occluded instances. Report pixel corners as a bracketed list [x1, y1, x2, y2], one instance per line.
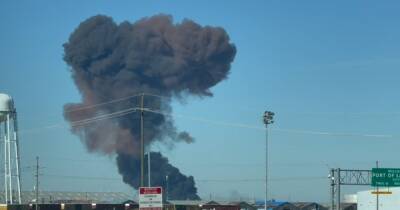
[63, 14, 236, 200]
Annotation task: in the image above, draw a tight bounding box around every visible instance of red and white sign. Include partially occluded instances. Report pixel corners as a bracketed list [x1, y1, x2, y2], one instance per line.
[139, 187, 163, 210]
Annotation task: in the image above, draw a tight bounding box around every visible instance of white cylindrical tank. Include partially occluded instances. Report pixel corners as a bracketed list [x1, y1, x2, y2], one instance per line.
[0, 93, 14, 122]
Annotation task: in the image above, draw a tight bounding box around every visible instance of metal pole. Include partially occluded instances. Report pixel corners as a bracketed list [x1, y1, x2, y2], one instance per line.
[265, 126, 268, 210]
[0, 123, 2, 201]
[140, 93, 144, 187]
[13, 112, 21, 204]
[332, 172, 334, 210]
[7, 114, 12, 204]
[336, 168, 341, 210]
[262, 111, 274, 210]
[4, 118, 8, 203]
[36, 156, 39, 210]
[376, 161, 379, 210]
[166, 175, 169, 202]
[148, 146, 151, 187]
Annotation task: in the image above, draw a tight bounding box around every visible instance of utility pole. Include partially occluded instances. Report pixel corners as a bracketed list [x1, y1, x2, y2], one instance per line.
[140, 93, 144, 187]
[263, 111, 274, 210]
[140, 93, 151, 187]
[35, 156, 39, 210]
[330, 169, 335, 210]
[165, 175, 169, 202]
[148, 145, 151, 187]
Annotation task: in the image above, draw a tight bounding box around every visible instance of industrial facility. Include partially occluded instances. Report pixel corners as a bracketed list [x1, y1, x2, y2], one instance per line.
[1, 2, 399, 209]
[0, 93, 22, 204]
[0, 93, 381, 210]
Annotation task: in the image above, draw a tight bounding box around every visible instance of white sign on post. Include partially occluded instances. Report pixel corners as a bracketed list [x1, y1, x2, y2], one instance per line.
[139, 187, 163, 210]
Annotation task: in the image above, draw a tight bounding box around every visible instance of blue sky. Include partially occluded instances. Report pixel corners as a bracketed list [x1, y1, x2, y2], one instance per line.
[1, 0, 400, 202]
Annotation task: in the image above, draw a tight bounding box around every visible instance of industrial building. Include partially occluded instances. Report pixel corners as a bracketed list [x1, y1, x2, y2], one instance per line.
[0, 191, 136, 210]
[9, 191, 131, 204]
[254, 200, 298, 210]
[292, 202, 328, 210]
[0, 203, 137, 210]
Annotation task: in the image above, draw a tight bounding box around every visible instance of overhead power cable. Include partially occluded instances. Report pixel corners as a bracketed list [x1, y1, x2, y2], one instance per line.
[18, 92, 396, 139]
[143, 108, 395, 139]
[63, 92, 164, 113]
[70, 107, 138, 127]
[43, 174, 121, 181]
[197, 176, 326, 183]
[40, 174, 325, 183]
[65, 93, 142, 113]
[20, 107, 139, 134]
[19, 106, 396, 139]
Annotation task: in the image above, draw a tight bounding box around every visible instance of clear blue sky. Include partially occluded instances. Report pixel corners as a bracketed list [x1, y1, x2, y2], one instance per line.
[1, 0, 400, 202]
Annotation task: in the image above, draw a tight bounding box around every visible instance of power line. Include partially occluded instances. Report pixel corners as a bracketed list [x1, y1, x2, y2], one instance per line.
[143, 93, 400, 119]
[35, 157, 39, 210]
[19, 106, 396, 139]
[143, 108, 395, 139]
[43, 174, 121, 181]
[70, 107, 138, 127]
[142, 93, 171, 100]
[19, 107, 139, 134]
[65, 93, 142, 113]
[273, 128, 393, 138]
[56, 92, 400, 117]
[16, 159, 388, 173]
[40, 174, 325, 183]
[63, 92, 165, 114]
[197, 176, 326, 183]
[17, 96, 396, 139]
[31, 156, 110, 163]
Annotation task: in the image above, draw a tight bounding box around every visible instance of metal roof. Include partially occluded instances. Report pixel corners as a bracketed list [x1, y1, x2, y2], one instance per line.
[167, 200, 206, 206]
[0, 191, 133, 204]
[255, 200, 290, 207]
[292, 202, 324, 208]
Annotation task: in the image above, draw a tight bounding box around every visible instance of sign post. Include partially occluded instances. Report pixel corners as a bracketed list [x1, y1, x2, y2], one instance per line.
[139, 187, 163, 210]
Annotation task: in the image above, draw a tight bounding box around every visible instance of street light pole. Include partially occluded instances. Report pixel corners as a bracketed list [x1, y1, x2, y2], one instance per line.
[35, 156, 39, 210]
[140, 93, 144, 187]
[166, 175, 169, 202]
[263, 111, 274, 210]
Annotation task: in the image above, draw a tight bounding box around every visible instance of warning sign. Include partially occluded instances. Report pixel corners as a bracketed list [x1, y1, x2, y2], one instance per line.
[139, 187, 163, 210]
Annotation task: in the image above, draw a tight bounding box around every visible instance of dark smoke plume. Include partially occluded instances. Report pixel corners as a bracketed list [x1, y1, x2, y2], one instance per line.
[63, 14, 236, 200]
[118, 152, 199, 200]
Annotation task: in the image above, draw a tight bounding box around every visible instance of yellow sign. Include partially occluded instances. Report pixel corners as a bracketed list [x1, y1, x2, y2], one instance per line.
[371, 191, 392, 195]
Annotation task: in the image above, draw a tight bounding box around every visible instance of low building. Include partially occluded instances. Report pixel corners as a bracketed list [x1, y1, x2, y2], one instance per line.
[228, 201, 257, 210]
[341, 203, 357, 210]
[166, 200, 240, 210]
[0, 191, 132, 204]
[217, 201, 256, 210]
[166, 200, 205, 210]
[254, 201, 298, 210]
[1, 203, 138, 210]
[292, 202, 328, 210]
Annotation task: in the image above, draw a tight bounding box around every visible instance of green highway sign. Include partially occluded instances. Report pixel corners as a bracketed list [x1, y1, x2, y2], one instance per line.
[372, 168, 400, 187]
